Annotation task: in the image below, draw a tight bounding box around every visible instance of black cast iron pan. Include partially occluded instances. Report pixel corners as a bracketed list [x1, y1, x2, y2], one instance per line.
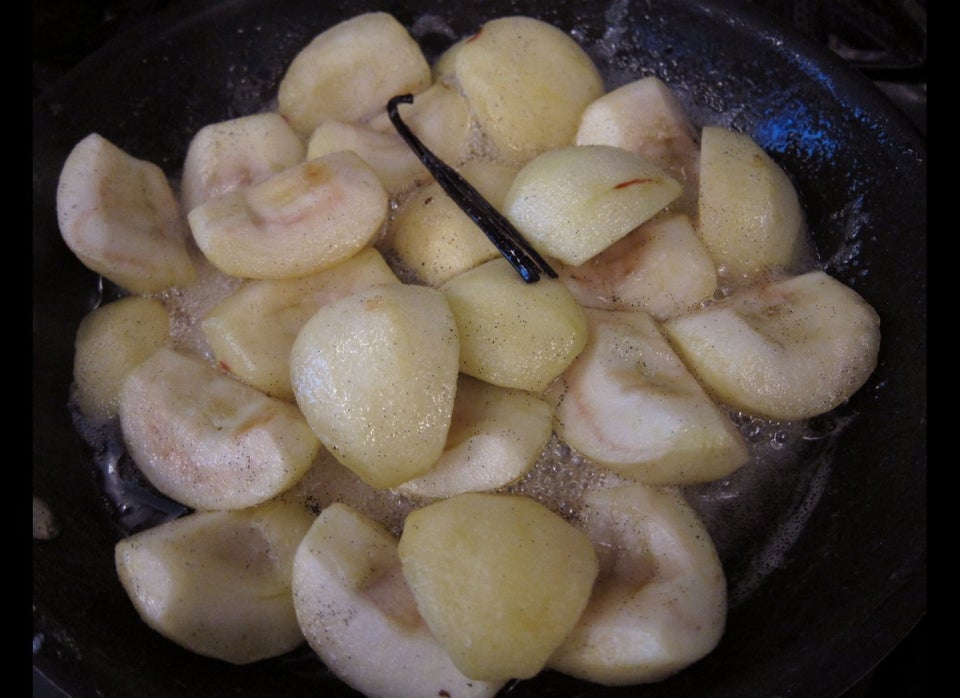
[33, 0, 926, 695]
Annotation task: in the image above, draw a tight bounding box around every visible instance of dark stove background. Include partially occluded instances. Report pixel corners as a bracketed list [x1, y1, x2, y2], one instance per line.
[749, 0, 926, 135]
[31, 0, 928, 133]
[726, 2, 927, 689]
[32, 1, 927, 696]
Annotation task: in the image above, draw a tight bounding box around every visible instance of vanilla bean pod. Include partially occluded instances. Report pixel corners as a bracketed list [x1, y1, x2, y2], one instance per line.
[387, 94, 557, 283]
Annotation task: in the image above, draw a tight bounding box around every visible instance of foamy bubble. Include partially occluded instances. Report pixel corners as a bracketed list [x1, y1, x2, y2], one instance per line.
[157, 253, 243, 359]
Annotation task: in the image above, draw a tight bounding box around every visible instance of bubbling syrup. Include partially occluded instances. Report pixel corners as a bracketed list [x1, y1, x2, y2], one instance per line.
[73, 235, 845, 611]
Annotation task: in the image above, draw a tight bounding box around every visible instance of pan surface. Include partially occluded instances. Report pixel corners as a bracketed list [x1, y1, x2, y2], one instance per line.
[33, 0, 926, 696]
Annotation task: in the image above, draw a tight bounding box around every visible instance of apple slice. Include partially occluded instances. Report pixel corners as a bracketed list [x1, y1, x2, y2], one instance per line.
[366, 80, 473, 168]
[398, 492, 598, 681]
[72, 296, 170, 422]
[118, 347, 321, 510]
[442, 15, 604, 162]
[662, 270, 881, 420]
[697, 125, 808, 284]
[187, 151, 388, 280]
[396, 375, 554, 498]
[440, 257, 588, 393]
[180, 112, 306, 213]
[387, 159, 515, 286]
[503, 145, 682, 265]
[290, 284, 459, 489]
[306, 120, 429, 195]
[115, 498, 314, 664]
[202, 247, 399, 401]
[280, 445, 420, 536]
[56, 133, 196, 294]
[549, 483, 727, 685]
[546, 308, 749, 485]
[292, 502, 504, 698]
[558, 213, 718, 321]
[277, 12, 431, 135]
[576, 76, 701, 216]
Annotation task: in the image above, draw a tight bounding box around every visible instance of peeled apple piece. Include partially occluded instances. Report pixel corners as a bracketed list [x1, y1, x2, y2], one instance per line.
[697, 125, 807, 283]
[366, 80, 473, 167]
[398, 493, 599, 681]
[576, 76, 701, 216]
[290, 284, 459, 489]
[558, 213, 718, 321]
[180, 112, 306, 213]
[56, 133, 196, 294]
[292, 503, 504, 698]
[188, 151, 388, 279]
[72, 296, 170, 422]
[662, 270, 881, 420]
[396, 375, 554, 499]
[444, 15, 604, 162]
[503, 145, 682, 266]
[440, 257, 588, 393]
[306, 120, 429, 195]
[278, 11, 432, 135]
[547, 308, 749, 485]
[548, 484, 727, 685]
[114, 499, 314, 665]
[281, 446, 417, 536]
[118, 347, 321, 511]
[387, 159, 515, 286]
[202, 248, 400, 401]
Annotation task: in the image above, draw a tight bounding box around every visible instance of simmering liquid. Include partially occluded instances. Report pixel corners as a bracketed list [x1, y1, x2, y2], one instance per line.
[70, 195, 843, 613]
